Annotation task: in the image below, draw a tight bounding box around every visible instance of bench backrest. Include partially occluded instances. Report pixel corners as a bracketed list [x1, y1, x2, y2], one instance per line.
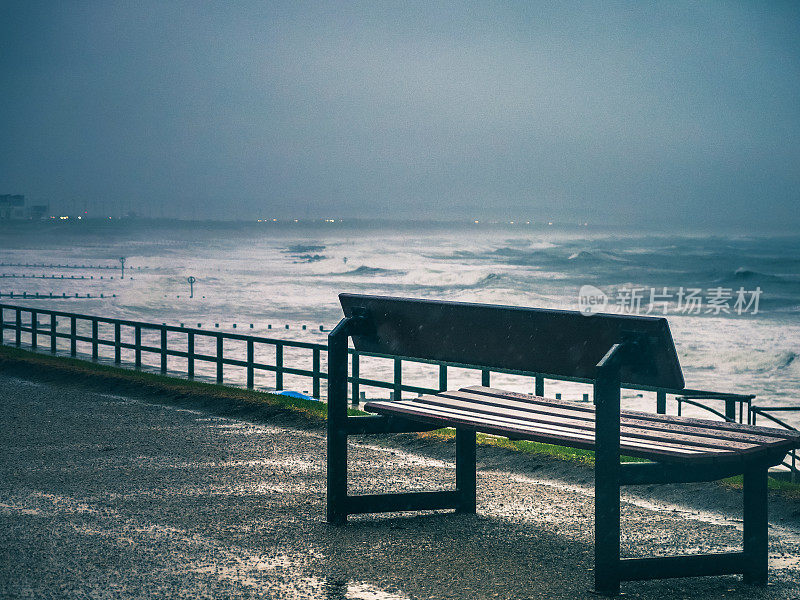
[339, 293, 684, 389]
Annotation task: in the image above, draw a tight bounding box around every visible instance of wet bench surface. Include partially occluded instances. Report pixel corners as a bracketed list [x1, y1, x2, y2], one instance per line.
[365, 385, 800, 465]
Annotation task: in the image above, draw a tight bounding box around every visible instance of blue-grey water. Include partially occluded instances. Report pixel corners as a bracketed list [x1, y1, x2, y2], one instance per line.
[2, 220, 798, 426]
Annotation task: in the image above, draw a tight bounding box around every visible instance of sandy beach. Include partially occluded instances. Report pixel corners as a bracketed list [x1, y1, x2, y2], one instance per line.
[1, 372, 799, 599]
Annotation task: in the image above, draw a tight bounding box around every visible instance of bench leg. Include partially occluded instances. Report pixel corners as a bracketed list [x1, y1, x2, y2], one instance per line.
[595, 465, 620, 594]
[594, 361, 621, 595]
[456, 429, 476, 514]
[326, 426, 348, 524]
[743, 464, 768, 584]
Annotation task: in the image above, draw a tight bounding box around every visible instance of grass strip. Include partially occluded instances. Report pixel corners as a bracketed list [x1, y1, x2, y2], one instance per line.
[0, 344, 339, 426]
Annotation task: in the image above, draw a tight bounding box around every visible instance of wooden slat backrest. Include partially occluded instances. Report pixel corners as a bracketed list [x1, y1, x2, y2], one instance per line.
[339, 293, 684, 389]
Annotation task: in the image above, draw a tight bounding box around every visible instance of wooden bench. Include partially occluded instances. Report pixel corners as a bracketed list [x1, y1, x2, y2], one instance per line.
[325, 294, 800, 594]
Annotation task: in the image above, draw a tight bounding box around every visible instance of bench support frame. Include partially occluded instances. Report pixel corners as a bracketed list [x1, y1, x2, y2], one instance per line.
[593, 343, 770, 594]
[326, 316, 477, 524]
[326, 318, 771, 594]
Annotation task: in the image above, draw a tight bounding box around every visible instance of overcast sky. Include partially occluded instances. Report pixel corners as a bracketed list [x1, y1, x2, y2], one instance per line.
[1, 1, 798, 226]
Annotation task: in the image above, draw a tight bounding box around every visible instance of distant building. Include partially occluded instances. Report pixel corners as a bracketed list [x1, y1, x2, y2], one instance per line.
[0, 194, 25, 219]
[0, 195, 48, 220]
[29, 204, 49, 220]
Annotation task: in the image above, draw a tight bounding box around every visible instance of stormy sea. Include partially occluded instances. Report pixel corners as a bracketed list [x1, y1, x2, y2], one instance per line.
[2, 220, 799, 426]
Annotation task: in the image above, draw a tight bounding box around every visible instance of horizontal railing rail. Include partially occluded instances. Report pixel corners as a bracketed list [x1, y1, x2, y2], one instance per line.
[751, 406, 799, 482]
[1, 302, 796, 480]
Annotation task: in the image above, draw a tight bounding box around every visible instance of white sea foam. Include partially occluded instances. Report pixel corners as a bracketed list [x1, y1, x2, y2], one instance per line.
[2, 222, 798, 425]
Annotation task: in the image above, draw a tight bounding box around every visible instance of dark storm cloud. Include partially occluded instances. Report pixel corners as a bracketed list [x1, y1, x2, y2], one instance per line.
[1, 1, 798, 226]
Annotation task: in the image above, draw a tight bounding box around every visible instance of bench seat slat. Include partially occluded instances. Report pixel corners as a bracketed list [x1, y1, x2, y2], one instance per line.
[468, 386, 800, 441]
[384, 399, 707, 453]
[363, 387, 800, 465]
[361, 400, 762, 460]
[432, 390, 793, 449]
[452, 388, 790, 445]
[415, 393, 768, 453]
[364, 399, 713, 460]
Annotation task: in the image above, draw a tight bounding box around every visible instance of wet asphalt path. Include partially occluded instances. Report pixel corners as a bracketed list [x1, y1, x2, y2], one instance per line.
[1, 375, 799, 599]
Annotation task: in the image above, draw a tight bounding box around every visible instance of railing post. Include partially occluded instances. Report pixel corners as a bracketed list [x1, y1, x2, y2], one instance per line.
[439, 364, 447, 392]
[50, 314, 57, 353]
[134, 325, 141, 368]
[15, 308, 21, 346]
[31, 311, 37, 349]
[246, 339, 254, 389]
[275, 343, 283, 390]
[656, 390, 666, 414]
[312, 347, 320, 399]
[351, 351, 360, 405]
[70, 316, 77, 356]
[0, 307, 4, 344]
[393, 357, 402, 401]
[187, 332, 195, 379]
[160, 326, 167, 374]
[216, 335, 223, 383]
[114, 322, 121, 363]
[725, 399, 736, 422]
[481, 369, 490, 387]
[535, 375, 544, 397]
[91, 319, 98, 359]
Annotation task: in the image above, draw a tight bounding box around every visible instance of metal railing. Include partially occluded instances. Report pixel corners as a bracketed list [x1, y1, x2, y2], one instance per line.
[677, 392, 755, 424]
[0, 303, 719, 406]
[1, 303, 797, 479]
[0, 303, 326, 397]
[751, 406, 799, 482]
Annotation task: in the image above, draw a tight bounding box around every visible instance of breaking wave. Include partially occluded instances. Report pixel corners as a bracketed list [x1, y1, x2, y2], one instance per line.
[733, 267, 782, 281]
[729, 350, 799, 374]
[335, 265, 406, 276]
[293, 254, 326, 263]
[777, 351, 798, 369]
[474, 272, 506, 287]
[283, 244, 326, 254]
[566, 250, 627, 262]
[715, 267, 787, 286]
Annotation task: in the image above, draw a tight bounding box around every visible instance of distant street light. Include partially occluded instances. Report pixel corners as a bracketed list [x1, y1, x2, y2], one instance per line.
[187, 276, 196, 298]
[119, 257, 126, 279]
